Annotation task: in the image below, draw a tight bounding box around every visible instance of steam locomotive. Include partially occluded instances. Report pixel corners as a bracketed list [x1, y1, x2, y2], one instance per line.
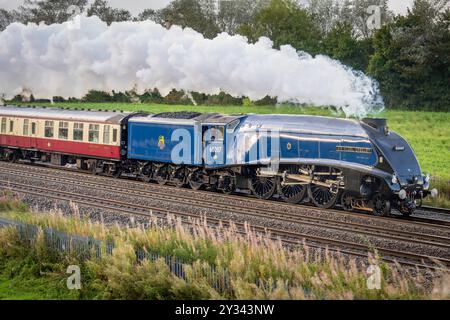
[0, 105, 437, 216]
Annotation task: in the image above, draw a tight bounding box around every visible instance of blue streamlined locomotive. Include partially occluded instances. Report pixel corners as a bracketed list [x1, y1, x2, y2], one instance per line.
[124, 111, 435, 216]
[0, 106, 437, 216]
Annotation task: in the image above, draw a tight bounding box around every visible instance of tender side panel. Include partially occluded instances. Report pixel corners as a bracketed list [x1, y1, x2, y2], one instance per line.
[128, 121, 196, 164]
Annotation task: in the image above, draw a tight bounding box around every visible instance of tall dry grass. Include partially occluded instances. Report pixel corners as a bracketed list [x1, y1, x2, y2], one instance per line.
[0, 195, 449, 300]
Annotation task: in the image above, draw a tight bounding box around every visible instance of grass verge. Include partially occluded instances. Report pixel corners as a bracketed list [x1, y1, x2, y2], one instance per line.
[0, 195, 449, 300]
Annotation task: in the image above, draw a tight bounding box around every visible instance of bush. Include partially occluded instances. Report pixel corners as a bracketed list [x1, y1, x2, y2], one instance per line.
[82, 90, 114, 103]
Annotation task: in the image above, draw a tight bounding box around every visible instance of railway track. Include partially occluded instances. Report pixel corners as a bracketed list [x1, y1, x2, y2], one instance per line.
[0, 161, 450, 270]
[1, 178, 450, 270]
[421, 206, 450, 215]
[1, 165, 449, 250]
[2, 161, 449, 228]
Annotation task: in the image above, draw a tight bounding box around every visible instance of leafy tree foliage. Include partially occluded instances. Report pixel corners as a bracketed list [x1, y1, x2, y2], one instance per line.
[322, 22, 374, 71]
[216, 0, 269, 34]
[238, 0, 323, 54]
[368, 0, 450, 110]
[0, 9, 13, 31]
[156, 0, 220, 38]
[137, 9, 158, 22]
[17, 0, 88, 25]
[87, 0, 132, 25]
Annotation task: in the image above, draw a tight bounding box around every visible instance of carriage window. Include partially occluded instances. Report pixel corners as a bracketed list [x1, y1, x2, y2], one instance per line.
[112, 128, 118, 143]
[89, 124, 99, 143]
[1, 118, 6, 133]
[31, 122, 36, 135]
[45, 121, 54, 138]
[9, 120, 14, 133]
[73, 123, 84, 141]
[103, 125, 110, 144]
[23, 119, 29, 135]
[58, 122, 69, 140]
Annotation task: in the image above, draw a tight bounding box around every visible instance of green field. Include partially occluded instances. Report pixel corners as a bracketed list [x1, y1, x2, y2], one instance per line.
[17, 102, 450, 181]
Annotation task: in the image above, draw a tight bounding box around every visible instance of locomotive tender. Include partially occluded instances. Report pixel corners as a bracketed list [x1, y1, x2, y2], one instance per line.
[0, 105, 436, 216]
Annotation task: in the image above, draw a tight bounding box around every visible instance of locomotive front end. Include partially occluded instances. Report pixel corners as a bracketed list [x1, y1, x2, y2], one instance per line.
[361, 118, 438, 215]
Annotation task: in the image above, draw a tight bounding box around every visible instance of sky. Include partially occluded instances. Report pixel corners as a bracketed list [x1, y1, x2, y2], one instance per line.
[0, 0, 416, 16]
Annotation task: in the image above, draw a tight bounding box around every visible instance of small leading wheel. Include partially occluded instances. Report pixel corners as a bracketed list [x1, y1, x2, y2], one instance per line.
[308, 184, 339, 209]
[188, 170, 205, 190]
[398, 203, 414, 217]
[278, 181, 307, 204]
[341, 192, 355, 212]
[249, 176, 276, 200]
[371, 193, 391, 216]
[399, 207, 413, 217]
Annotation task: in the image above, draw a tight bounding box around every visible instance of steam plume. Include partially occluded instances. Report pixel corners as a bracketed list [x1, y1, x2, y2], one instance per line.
[0, 15, 384, 117]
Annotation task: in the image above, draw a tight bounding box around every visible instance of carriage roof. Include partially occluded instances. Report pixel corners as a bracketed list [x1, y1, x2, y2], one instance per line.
[0, 105, 129, 124]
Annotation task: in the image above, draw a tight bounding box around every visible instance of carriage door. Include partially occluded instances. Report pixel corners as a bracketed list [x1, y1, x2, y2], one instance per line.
[30, 121, 37, 148]
[202, 125, 225, 166]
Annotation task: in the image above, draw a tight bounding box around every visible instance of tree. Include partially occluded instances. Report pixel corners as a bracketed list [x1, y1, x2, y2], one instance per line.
[322, 21, 373, 71]
[0, 9, 13, 31]
[137, 9, 157, 22]
[216, 0, 270, 34]
[82, 90, 113, 102]
[87, 0, 132, 25]
[308, 0, 351, 34]
[238, 0, 323, 54]
[17, 0, 88, 25]
[368, 0, 450, 110]
[156, 0, 220, 38]
[308, 0, 394, 38]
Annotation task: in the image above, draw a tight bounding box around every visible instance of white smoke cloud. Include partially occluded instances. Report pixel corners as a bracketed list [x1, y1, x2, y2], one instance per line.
[0, 15, 384, 117]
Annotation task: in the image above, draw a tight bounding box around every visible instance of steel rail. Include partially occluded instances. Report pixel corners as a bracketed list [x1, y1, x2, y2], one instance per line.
[1, 178, 449, 270]
[1, 166, 450, 250]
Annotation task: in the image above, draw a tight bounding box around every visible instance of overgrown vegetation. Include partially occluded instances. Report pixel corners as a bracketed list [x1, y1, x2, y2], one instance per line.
[0, 196, 449, 300]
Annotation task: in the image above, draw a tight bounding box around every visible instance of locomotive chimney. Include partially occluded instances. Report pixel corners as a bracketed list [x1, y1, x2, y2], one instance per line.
[362, 118, 389, 135]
